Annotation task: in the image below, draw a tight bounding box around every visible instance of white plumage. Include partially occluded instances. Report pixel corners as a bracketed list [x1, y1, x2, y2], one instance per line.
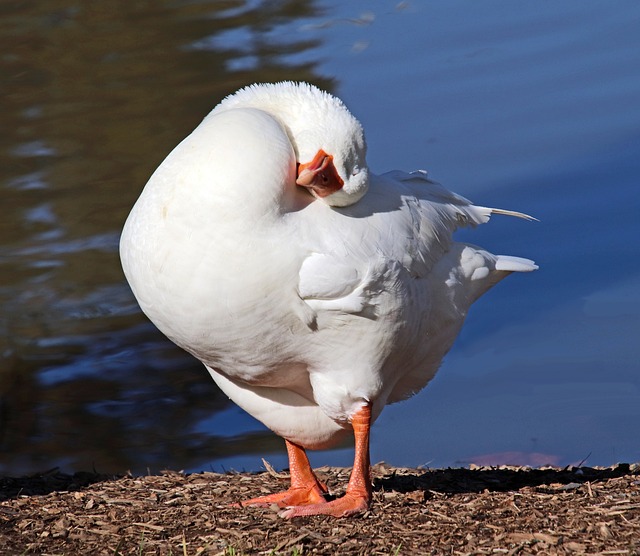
[120, 82, 536, 517]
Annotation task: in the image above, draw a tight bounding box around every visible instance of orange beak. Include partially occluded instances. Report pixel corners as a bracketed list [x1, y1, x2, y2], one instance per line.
[296, 149, 344, 198]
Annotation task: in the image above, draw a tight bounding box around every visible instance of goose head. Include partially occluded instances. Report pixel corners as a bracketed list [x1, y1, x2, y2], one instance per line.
[209, 81, 369, 207]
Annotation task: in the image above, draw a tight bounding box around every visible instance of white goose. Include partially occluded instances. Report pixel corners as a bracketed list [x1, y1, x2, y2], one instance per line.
[120, 82, 536, 518]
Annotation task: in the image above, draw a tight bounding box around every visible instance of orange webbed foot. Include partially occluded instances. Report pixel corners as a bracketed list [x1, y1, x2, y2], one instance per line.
[239, 482, 328, 508]
[233, 439, 327, 508]
[279, 490, 370, 518]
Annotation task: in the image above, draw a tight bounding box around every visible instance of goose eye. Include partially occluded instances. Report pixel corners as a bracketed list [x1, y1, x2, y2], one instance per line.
[351, 167, 361, 177]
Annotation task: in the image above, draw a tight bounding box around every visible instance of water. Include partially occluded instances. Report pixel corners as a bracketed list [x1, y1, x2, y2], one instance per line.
[1, 0, 639, 475]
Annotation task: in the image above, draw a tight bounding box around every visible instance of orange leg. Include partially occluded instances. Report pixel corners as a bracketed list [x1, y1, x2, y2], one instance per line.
[279, 402, 372, 518]
[238, 439, 328, 508]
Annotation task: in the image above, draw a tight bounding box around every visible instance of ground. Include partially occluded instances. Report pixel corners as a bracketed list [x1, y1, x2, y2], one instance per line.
[1, 463, 638, 555]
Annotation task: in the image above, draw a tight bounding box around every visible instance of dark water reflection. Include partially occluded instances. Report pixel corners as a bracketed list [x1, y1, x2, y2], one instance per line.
[1, 0, 334, 474]
[2, 1, 640, 475]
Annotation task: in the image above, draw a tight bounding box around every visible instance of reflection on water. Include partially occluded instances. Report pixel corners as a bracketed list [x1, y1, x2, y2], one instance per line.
[2, 0, 640, 475]
[0, 0, 334, 474]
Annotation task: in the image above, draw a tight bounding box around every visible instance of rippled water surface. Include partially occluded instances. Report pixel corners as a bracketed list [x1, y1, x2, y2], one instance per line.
[2, 0, 639, 475]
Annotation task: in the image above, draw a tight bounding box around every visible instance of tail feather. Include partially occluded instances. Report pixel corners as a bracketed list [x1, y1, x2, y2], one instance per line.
[485, 207, 539, 222]
[495, 255, 538, 272]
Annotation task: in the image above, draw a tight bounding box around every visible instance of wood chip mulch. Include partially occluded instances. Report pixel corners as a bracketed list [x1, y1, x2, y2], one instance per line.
[1, 462, 638, 555]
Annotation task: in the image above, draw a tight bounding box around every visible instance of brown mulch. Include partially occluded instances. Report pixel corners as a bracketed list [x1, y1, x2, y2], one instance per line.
[1, 463, 638, 555]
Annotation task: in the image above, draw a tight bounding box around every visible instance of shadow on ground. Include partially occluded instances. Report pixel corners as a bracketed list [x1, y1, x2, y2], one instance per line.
[373, 463, 635, 496]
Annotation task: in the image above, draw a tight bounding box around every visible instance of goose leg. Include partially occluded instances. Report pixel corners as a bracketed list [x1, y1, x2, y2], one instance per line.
[279, 402, 372, 518]
[238, 439, 328, 507]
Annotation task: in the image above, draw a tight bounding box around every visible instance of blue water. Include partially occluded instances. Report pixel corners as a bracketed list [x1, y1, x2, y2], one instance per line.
[1, 0, 639, 475]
